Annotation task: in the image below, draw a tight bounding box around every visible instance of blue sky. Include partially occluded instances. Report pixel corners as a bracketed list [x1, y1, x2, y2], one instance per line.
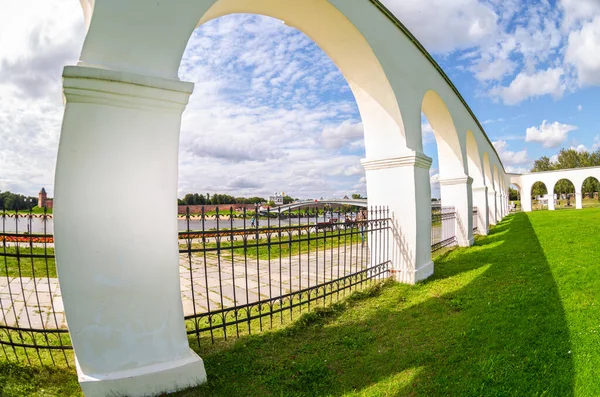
[1, 0, 599, 199]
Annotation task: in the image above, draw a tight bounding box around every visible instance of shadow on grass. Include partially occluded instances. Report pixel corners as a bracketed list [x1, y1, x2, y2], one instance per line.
[175, 212, 574, 396]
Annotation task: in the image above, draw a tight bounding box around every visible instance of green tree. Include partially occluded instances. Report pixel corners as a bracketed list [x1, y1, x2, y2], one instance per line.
[283, 195, 294, 204]
[556, 148, 590, 169]
[553, 179, 574, 196]
[531, 182, 547, 198]
[531, 156, 554, 172]
[351, 193, 362, 199]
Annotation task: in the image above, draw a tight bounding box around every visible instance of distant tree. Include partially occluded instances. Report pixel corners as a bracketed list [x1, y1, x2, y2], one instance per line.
[508, 187, 519, 200]
[531, 148, 600, 198]
[556, 148, 590, 169]
[553, 179, 574, 195]
[283, 195, 294, 204]
[0, 191, 38, 210]
[351, 193, 362, 199]
[582, 177, 600, 196]
[267, 200, 275, 207]
[531, 182, 547, 198]
[531, 156, 554, 172]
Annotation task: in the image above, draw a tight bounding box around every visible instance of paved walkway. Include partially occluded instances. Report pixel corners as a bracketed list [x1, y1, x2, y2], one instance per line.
[0, 242, 377, 329]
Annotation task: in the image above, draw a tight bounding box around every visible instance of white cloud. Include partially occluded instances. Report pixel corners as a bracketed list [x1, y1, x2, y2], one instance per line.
[430, 173, 440, 198]
[491, 68, 564, 105]
[578, 104, 583, 111]
[560, 0, 600, 28]
[525, 120, 578, 148]
[176, 15, 368, 199]
[505, 166, 530, 174]
[421, 118, 435, 144]
[321, 121, 363, 150]
[483, 117, 505, 124]
[492, 140, 529, 165]
[570, 144, 588, 153]
[566, 16, 600, 87]
[473, 55, 517, 81]
[382, 0, 499, 53]
[591, 135, 600, 151]
[0, 0, 84, 196]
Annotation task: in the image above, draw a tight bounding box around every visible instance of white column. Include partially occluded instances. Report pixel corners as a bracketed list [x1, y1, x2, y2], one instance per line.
[362, 151, 434, 284]
[522, 185, 532, 212]
[439, 176, 474, 246]
[488, 190, 497, 225]
[495, 192, 502, 220]
[576, 188, 583, 209]
[548, 193, 555, 211]
[54, 66, 206, 397]
[472, 185, 489, 235]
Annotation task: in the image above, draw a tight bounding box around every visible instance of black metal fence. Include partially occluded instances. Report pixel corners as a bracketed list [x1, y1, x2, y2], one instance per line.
[0, 207, 72, 367]
[1, 203, 461, 366]
[431, 206, 457, 252]
[180, 206, 390, 343]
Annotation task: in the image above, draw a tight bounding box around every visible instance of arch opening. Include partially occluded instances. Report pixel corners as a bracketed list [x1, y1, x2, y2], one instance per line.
[553, 178, 575, 210]
[531, 181, 549, 211]
[509, 183, 521, 211]
[421, 90, 465, 181]
[421, 112, 440, 202]
[582, 176, 600, 207]
[466, 131, 484, 186]
[483, 153, 494, 191]
[178, 13, 368, 199]
[194, 0, 409, 160]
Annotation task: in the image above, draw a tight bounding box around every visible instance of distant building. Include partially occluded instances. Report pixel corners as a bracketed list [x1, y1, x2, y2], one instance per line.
[268, 192, 285, 206]
[39, 188, 54, 209]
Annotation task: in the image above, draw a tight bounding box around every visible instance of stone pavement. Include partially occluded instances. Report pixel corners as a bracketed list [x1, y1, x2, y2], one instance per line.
[0, 242, 377, 329]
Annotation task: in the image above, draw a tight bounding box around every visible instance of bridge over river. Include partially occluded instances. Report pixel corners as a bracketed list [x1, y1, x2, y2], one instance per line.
[269, 199, 368, 212]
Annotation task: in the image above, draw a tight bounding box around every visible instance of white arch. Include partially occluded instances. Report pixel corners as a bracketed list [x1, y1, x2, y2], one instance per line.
[512, 167, 600, 211]
[54, 1, 510, 394]
[422, 90, 465, 177]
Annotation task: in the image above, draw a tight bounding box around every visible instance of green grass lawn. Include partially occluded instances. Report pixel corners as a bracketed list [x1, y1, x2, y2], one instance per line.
[1, 206, 52, 215]
[3, 209, 600, 396]
[0, 246, 56, 278]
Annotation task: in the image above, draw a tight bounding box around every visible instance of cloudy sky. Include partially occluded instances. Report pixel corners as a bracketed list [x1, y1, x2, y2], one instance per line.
[1, 0, 599, 199]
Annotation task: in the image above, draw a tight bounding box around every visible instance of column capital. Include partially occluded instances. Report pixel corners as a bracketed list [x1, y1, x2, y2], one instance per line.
[472, 185, 488, 192]
[361, 151, 432, 171]
[438, 175, 473, 186]
[62, 65, 194, 114]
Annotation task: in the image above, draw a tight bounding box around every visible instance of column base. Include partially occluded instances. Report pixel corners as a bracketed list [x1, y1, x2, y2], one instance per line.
[390, 260, 434, 284]
[460, 237, 475, 247]
[78, 350, 206, 397]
